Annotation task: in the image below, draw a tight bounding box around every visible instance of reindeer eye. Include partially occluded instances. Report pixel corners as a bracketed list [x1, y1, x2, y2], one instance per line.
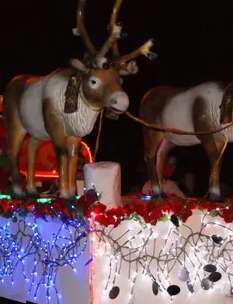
[88, 77, 102, 89]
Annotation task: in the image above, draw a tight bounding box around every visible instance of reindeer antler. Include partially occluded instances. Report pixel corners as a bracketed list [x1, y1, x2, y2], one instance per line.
[118, 39, 156, 64]
[76, 0, 96, 55]
[97, 0, 123, 59]
[74, 0, 156, 71]
[109, 0, 123, 57]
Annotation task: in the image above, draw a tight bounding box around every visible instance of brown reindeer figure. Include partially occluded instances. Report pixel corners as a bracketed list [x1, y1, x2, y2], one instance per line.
[4, 0, 153, 199]
[140, 82, 233, 202]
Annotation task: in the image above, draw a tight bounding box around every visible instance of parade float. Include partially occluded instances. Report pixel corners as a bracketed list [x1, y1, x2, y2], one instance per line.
[1, 0, 233, 304]
[0, 175, 233, 303]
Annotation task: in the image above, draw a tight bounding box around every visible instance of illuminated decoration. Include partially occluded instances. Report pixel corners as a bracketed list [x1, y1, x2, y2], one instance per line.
[90, 210, 233, 303]
[140, 193, 153, 201]
[89, 194, 233, 227]
[0, 189, 99, 303]
[19, 140, 93, 179]
[0, 191, 233, 303]
[0, 194, 11, 200]
[81, 141, 94, 163]
[0, 215, 89, 304]
[0, 189, 99, 219]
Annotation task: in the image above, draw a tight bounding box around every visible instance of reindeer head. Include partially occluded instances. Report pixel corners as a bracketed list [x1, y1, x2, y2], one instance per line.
[70, 0, 155, 119]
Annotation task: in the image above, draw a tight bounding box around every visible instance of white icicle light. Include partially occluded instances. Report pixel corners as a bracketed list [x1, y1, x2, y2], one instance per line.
[178, 266, 190, 282]
[90, 210, 233, 304]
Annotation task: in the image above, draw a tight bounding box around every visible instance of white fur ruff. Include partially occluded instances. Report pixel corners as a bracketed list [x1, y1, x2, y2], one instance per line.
[20, 73, 99, 140]
[60, 89, 100, 137]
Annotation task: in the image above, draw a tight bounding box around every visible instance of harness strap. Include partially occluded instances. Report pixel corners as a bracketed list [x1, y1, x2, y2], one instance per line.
[64, 74, 81, 113]
[125, 111, 233, 135]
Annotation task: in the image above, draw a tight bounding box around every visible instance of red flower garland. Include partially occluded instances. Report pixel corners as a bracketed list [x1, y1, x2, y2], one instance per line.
[0, 192, 232, 227]
[88, 195, 233, 227]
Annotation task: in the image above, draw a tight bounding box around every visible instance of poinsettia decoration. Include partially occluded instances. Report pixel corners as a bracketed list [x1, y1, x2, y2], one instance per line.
[0, 191, 232, 226]
[88, 195, 233, 227]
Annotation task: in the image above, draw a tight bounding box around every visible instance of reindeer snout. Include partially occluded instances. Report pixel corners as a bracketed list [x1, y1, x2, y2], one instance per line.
[108, 91, 129, 113]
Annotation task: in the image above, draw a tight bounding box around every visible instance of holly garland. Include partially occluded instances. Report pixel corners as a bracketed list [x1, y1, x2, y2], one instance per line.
[0, 191, 233, 227]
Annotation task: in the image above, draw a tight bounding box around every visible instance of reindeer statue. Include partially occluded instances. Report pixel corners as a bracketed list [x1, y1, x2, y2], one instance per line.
[140, 82, 233, 202]
[4, 0, 153, 199]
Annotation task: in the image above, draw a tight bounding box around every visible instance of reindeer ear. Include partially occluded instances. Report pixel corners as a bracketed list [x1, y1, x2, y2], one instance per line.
[119, 61, 139, 76]
[70, 58, 89, 73]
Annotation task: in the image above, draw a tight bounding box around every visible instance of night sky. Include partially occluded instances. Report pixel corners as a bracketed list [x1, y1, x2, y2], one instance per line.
[1, 0, 233, 193]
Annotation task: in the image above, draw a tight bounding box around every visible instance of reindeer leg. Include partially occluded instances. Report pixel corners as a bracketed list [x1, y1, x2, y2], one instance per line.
[7, 129, 26, 197]
[56, 148, 69, 199]
[156, 139, 175, 189]
[5, 105, 26, 198]
[200, 136, 227, 202]
[143, 128, 163, 198]
[66, 136, 81, 198]
[193, 96, 227, 201]
[26, 136, 40, 197]
[43, 98, 69, 199]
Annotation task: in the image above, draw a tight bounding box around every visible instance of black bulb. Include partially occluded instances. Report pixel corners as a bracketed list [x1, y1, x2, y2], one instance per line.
[212, 235, 223, 244]
[152, 281, 159, 295]
[209, 272, 222, 282]
[167, 285, 181, 296]
[109, 286, 120, 299]
[170, 214, 179, 227]
[203, 264, 217, 273]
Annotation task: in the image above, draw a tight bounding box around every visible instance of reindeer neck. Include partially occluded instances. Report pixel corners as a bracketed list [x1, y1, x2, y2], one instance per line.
[79, 85, 103, 112]
[61, 85, 100, 137]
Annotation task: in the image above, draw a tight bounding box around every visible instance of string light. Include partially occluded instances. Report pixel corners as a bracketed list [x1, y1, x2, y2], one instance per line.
[0, 215, 89, 303]
[91, 212, 233, 302]
[0, 189, 233, 303]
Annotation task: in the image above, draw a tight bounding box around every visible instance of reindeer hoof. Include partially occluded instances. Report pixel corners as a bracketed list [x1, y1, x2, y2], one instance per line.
[151, 192, 166, 203]
[12, 184, 26, 199]
[57, 191, 73, 200]
[12, 191, 26, 200]
[27, 190, 39, 198]
[66, 196, 78, 203]
[25, 186, 39, 198]
[205, 192, 225, 202]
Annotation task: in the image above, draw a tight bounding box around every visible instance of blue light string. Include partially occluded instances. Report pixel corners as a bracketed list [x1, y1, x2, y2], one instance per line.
[0, 215, 89, 303]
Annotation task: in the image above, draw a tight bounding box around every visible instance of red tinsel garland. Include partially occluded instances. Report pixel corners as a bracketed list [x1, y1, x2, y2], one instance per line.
[0, 192, 233, 227]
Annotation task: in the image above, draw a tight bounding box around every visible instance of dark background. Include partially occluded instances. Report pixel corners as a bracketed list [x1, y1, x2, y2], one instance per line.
[1, 0, 233, 194]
